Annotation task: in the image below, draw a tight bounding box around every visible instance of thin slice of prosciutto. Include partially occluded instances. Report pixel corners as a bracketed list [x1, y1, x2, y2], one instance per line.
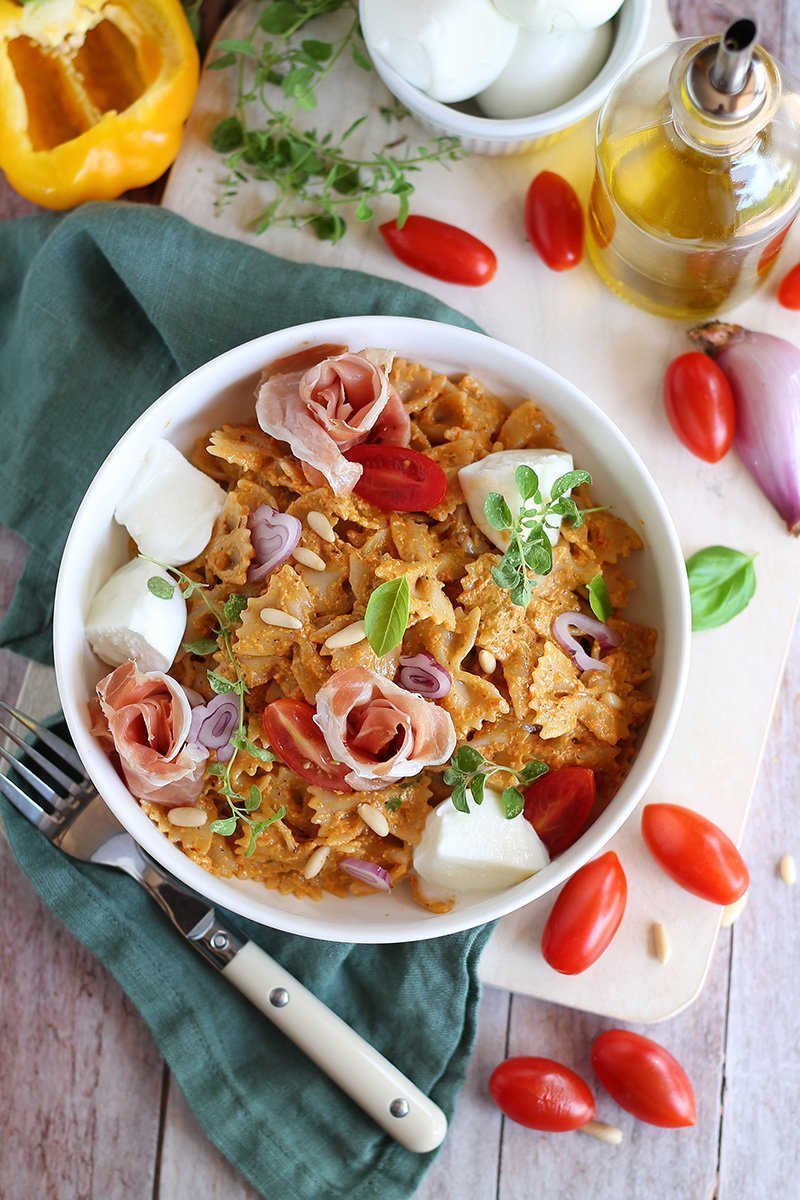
[93, 660, 208, 807]
[314, 666, 456, 791]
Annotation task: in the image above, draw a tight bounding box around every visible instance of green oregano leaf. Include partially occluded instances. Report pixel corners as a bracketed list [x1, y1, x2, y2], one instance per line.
[452, 745, 484, 773]
[484, 492, 513, 531]
[450, 781, 470, 813]
[518, 760, 548, 786]
[502, 786, 525, 820]
[588, 574, 612, 622]
[223, 594, 248, 625]
[686, 546, 756, 631]
[364, 576, 410, 656]
[550, 469, 592, 500]
[514, 465, 539, 502]
[207, 670, 238, 695]
[245, 785, 263, 813]
[385, 796, 403, 812]
[470, 772, 487, 806]
[209, 816, 238, 836]
[182, 637, 219, 656]
[147, 576, 175, 600]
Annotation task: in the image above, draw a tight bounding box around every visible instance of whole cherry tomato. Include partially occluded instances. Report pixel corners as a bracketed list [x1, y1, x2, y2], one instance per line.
[379, 215, 497, 286]
[489, 1056, 595, 1131]
[641, 803, 748, 904]
[541, 851, 627, 975]
[524, 171, 584, 271]
[262, 698, 352, 793]
[345, 444, 447, 512]
[778, 262, 800, 309]
[663, 353, 735, 463]
[523, 767, 595, 857]
[592, 1030, 696, 1128]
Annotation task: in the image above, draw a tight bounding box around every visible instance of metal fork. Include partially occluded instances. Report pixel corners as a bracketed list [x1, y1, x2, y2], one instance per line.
[0, 701, 447, 1154]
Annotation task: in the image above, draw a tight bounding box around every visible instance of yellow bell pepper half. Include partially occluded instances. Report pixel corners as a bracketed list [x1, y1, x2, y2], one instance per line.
[0, 0, 199, 209]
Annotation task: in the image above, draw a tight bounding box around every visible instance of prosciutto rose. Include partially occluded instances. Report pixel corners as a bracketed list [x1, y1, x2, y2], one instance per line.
[256, 345, 411, 496]
[91, 660, 208, 806]
[314, 666, 456, 792]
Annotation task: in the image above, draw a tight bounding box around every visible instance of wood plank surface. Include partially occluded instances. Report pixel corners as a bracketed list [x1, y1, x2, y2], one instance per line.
[1, 3, 798, 1199]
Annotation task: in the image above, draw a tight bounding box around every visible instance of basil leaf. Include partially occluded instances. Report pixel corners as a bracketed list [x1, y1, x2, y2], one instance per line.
[484, 492, 513, 531]
[588, 574, 612, 622]
[550, 469, 591, 500]
[147, 576, 174, 600]
[470, 771, 487, 806]
[453, 745, 484, 773]
[686, 545, 756, 631]
[364, 576, 410, 655]
[514, 465, 539, 502]
[209, 816, 238, 836]
[208, 670, 238, 695]
[450, 781, 470, 813]
[182, 637, 219, 656]
[502, 786, 525, 820]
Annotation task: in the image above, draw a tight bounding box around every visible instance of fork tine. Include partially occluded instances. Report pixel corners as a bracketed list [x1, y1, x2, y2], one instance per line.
[0, 768, 60, 836]
[0, 721, 76, 791]
[0, 700, 84, 773]
[0, 743, 60, 807]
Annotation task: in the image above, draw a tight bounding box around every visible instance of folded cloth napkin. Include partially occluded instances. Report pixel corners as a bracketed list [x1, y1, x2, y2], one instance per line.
[0, 204, 493, 1200]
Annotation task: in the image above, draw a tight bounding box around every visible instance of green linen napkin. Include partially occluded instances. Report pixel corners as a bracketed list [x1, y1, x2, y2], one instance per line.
[0, 204, 492, 1200]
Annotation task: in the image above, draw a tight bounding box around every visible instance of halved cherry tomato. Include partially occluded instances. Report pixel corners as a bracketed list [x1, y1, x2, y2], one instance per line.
[592, 1030, 696, 1128]
[489, 1056, 595, 1132]
[262, 698, 352, 793]
[379, 215, 497, 286]
[523, 767, 595, 857]
[641, 803, 748, 904]
[346, 444, 448, 512]
[541, 851, 627, 975]
[663, 353, 735, 463]
[524, 171, 584, 271]
[778, 262, 800, 310]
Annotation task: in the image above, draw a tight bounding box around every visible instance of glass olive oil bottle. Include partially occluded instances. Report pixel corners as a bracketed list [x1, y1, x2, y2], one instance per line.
[587, 20, 800, 320]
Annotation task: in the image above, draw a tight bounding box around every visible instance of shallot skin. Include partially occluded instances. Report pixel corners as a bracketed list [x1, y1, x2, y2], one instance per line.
[689, 322, 800, 535]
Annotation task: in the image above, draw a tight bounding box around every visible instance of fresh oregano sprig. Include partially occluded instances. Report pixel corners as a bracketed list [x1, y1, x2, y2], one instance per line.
[485, 465, 594, 608]
[443, 745, 548, 820]
[208, 0, 464, 243]
[144, 558, 284, 855]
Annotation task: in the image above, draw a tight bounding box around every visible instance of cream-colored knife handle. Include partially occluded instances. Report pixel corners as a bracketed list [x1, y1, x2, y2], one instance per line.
[223, 940, 448, 1153]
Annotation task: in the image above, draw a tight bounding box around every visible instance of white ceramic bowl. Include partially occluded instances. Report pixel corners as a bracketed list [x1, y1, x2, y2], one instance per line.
[54, 315, 689, 943]
[360, 0, 651, 155]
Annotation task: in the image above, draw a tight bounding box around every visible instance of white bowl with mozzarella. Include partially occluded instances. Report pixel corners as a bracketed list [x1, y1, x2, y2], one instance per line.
[54, 315, 689, 944]
[359, 0, 651, 155]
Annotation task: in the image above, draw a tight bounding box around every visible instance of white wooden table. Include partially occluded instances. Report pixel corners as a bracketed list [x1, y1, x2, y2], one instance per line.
[2, 3, 799, 1196]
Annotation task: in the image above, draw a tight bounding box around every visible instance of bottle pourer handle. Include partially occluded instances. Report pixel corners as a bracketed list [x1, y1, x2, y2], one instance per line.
[710, 18, 757, 94]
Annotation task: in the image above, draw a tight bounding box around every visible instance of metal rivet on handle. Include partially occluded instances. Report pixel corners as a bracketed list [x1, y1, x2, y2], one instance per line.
[389, 1098, 410, 1119]
[210, 932, 229, 951]
[269, 987, 290, 1008]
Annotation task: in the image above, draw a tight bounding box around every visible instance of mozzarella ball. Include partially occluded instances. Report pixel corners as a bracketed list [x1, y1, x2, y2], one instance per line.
[458, 449, 574, 551]
[86, 558, 187, 674]
[361, 0, 518, 103]
[492, 0, 624, 32]
[477, 22, 613, 117]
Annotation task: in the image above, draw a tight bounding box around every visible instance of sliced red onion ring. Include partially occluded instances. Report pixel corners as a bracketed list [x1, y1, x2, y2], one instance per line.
[551, 611, 622, 675]
[340, 857, 392, 893]
[248, 504, 302, 583]
[398, 651, 452, 699]
[188, 694, 240, 762]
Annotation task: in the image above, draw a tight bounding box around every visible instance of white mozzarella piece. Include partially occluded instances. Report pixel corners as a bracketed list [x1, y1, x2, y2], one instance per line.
[86, 558, 186, 674]
[361, 0, 518, 103]
[458, 448, 574, 551]
[114, 439, 226, 566]
[477, 22, 613, 118]
[413, 786, 550, 894]
[493, 0, 624, 32]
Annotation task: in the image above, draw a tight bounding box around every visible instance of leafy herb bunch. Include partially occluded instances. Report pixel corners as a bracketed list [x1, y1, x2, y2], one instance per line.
[444, 745, 548, 820]
[145, 559, 284, 855]
[209, 0, 463, 242]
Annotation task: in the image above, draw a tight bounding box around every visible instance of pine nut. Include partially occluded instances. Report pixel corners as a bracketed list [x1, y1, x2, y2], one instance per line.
[307, 510, 336, 543]
[293, 547, 326, 571]
[721, 889, 749, 927]
[579, 1121, 623, 1146]
[358, 802, 390, 837]
[168, 806, 207, 828]
[651, 921, 671, 965]
[780, 854, 797, 885]
[478, 649, 497, 674]
[303, 845, 330, 879]
[602, 691, 624, 710]
[324, 620, 367, 650]
[260, 607, 302, 629]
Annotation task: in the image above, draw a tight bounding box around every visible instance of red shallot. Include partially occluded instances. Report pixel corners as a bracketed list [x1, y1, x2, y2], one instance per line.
[248, 505, 302, 582]
[552, 612, 621, 674]
[188, 694, 239, 762]
[398, 651, 452, 699]
[689, 321, 800, 534]
[339, 857, 392, 893]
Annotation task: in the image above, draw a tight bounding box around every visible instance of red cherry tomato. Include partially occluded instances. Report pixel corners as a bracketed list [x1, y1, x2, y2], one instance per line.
[778, 262, 800, 309]
[345, 444, 447, 512]
[541, 851, 627, 975]
[523, 767, 595, 857]
[262, 698, 352, 793]
[379, 215, 497, 286]
[489, 1056, 595, 1131]
[524, 171, 584, 271]
[663, 353, 735, 463]
[641, 803, 748, 904]
[592, 1030, 696, 1128]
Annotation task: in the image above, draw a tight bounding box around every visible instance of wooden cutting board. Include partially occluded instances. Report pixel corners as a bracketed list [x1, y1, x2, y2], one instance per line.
[162, 0, 800, 1021]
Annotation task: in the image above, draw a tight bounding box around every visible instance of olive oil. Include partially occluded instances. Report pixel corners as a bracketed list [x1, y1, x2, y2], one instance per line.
[587, 20, 800, 320]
